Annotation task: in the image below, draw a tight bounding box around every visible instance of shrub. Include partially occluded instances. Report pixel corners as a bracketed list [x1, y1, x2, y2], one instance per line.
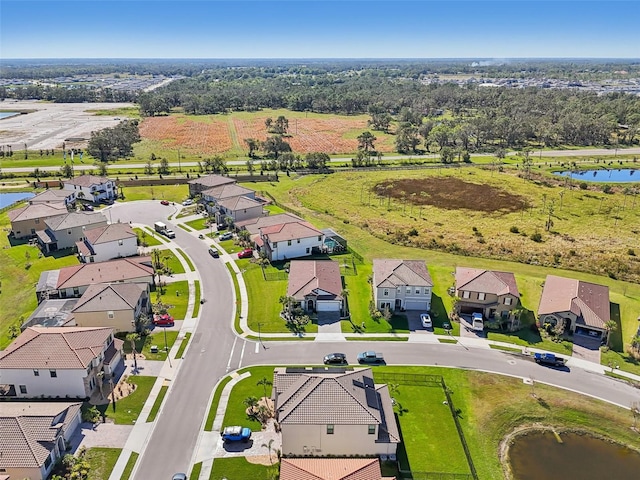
[407, 227, 418, 236]
[601, 184, 612, 194]
[530, 232, 543, 243]
[579, 182, 588, 190]
[509, 226, 519, 234]
[629, 249, 636, 256]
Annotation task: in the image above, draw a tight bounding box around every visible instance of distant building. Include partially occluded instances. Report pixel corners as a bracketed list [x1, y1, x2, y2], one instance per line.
[258, 221, 324, 262]
[63, 174, 116, 203]
[455, 267, 520, 320]
[8, 202, 69, 239]
[187, 174, 236, 197]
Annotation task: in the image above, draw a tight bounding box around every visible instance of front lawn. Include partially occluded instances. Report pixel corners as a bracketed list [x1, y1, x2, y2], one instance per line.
[94, 375, 156, 424]
[209, 457, 277, 480]
[156, 280, 189, 319]
[133, 227, 162, 246]
[85, 447, 122, 480]
[121, 330, 179, 361]
[185, 217, 210, 231]
[222, 366, 277, 429]
[156, 249, 186, 274]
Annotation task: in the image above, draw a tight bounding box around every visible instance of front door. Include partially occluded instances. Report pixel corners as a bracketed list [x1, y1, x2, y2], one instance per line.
[307, 299, 314, 312]
[395, 299, 402, 310]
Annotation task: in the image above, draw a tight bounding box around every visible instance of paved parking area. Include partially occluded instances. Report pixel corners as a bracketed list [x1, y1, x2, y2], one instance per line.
[572, 335, 602, 364]
[70, 422, 134, 452]
[212, 421, 281, 461]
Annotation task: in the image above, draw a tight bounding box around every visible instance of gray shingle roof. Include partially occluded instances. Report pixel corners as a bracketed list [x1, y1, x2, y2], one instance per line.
[83, 222, 136, 245]
[64, 174, 112, 188]
[45, 211, 107, 230]
[455, 267, 520, 297]
[373, 259, 433, 289]
[72, 282, 146, 313]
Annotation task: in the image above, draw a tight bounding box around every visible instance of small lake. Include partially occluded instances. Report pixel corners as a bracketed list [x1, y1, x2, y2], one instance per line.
[0, 192, 35, 208]
[509, 431, 640, 480]
[554, 168, 640, 183]
[0, 111, 20, 120]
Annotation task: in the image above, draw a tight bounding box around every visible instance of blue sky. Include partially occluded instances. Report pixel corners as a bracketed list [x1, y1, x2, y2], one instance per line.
[1, 1, 638, 59]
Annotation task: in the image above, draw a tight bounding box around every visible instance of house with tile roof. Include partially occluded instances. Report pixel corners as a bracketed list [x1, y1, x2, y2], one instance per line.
[538, 275, 610, 340]
[36, 211, 108, 253]
[201, 183, 264, 224]
[258, 221, 324, 261]
[187, 173, 236, 196]
[273, 367, 400, 457]
[287, 260, 344, 315]
[373, 259, 433, 312]
[72, 283, 150, 333]
[280, 458, 395, 480]
[76, 222, 138, 263]
[62, 174, 116, 203]
[455, 267, 520, 321]
[36, 256, 154, 302]
[28, 188, 75, 206]
[8, 202, 69, 239]
[0, 402, 82, 480]
[237, 212, 303, 235]
[0, 327, 123, 399]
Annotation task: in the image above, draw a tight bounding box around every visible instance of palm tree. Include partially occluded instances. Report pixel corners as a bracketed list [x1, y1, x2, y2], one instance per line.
[243, 396, 259, 418]
[126, 333, 140, 372]
[631, 335, 640, 354]
[340, 288, 349, 317]
[257, 376, 273, 400]
[261, 438, 275, 465]
[604, 320, 618, 349]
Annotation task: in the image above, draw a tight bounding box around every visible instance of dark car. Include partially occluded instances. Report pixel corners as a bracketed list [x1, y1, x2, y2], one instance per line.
[357, 351, 384, 364]
[160, 200, 170, 206]
[237, 248, 253, 259]
[323, 353, 347, 365]
[172, 474, 187, 480]
[208, 248, 219, 258]
[82, 204, 94, 212]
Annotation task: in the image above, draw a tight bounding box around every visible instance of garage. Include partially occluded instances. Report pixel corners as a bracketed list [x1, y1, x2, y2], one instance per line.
[404, 300, 430, 311]
[317, 300, 341, 312]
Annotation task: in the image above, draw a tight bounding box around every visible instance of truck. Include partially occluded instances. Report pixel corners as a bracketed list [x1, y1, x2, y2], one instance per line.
[154, 221, 175, 239]
[471, 312, 484, 332]
[534, 352, 566, 367]
[357, 351, 384, 364]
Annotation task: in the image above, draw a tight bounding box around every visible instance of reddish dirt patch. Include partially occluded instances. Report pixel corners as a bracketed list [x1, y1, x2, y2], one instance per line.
[139, 116, 232, 154]
[373, 177, 526, 213]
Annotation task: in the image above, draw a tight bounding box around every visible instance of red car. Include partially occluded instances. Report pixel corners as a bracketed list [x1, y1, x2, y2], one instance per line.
[160, 200, 170, 206]
[237, 248, 253, 259]
[153, 313, 174, 326]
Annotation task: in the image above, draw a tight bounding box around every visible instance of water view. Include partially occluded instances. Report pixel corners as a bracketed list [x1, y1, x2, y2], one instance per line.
[509, 431, 640, 480]
[554, 168, 640, 183]
[0, 192, 35, 208]
[0, 111, 20, 120]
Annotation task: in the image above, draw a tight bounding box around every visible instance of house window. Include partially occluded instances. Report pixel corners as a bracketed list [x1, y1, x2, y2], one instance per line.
[415, 288, 420, 294]
[504, 297, 513, 305]
[50, 370, 57, 378]
[288, 240, 292, 246]
[44, 454, 52, 469]
[327, 424, 334, 435]
[383, 289, 389, 297]
[33, 369, 40, 376]
[19, 385, 27, 394]
[273, 242, 277, 248]
[318, 236, 322, 241]
[67, 230, 72, 235]
[35, 218, 40, 224]
[90, 257, 95, 263]
[118, 239, 123, 246]
[406, 287, 411, 294]
[478, 293, 486, 301]
[368, 425, 376, 435]
[108, 311, 114, 319]
[73, 287, 80, 296]
[462, 291, 470, 299]
[306, 248, 310, 254]
[297, 239, 300, 243]
[423, 288, 429, 295]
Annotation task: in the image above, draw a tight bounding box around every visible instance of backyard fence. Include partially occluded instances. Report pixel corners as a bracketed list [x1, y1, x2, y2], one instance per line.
[397, 472, 474, 480]
[262, 268, 288, 281]
[374, 372, 443, 387]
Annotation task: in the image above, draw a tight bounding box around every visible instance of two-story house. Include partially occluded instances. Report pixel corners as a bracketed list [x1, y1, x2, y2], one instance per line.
[201, 183, 262, 224]
[29, 188, 76, 206]
[373, 259, 433, 312]
[258, 221, 324, 262]
[0, 326, 123, 399]
[76, 222, 138, 263]
[454, 267, 520, 320]
[36, 211, 108, 253]
[187, 173, 236, 197]
[273, 367, 400, 457]
[63, 174, 116, 203]
[8, 202, 69, 239]
[72, 283, 150, 333]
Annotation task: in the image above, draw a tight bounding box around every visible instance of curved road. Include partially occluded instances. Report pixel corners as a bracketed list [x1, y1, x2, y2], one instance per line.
[109, 201, 640, 478]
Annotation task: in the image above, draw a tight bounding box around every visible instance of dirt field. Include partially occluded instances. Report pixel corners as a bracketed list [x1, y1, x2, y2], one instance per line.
[0, 100, 134, 150]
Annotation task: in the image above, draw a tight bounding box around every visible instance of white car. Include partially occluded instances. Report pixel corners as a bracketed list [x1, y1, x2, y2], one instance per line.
[182, 199, 194, 206]
[420, 313, 432, 329]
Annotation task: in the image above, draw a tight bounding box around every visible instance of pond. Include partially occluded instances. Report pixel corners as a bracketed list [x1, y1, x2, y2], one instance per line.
[554, 168, 640, 183]
[509, 431, 640, 480]
[0, 192, 35, 208]
[0, 112, 20, 120]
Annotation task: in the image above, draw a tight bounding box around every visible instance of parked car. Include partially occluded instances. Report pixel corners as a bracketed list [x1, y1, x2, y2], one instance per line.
[357, 351, 384, 364]
[534, 353, 566, 367]
[420, 312, 433, 329]
[208, 248, 219, 258]
[82, 204, 94, 211]
[182, 199, 194, 206]
[160, 200, 170, 206]
[153, 313, 175, 326]
[219, 232, 233, 241]
[323, 353, 347, 365]
[221, 426, 251, 443]
[237, 248, 253, 259]
[172, 474, 187, 480]
[471, 312, 484, 332]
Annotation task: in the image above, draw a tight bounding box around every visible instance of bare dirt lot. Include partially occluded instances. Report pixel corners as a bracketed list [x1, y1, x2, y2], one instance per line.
[0, 100, 134, 150]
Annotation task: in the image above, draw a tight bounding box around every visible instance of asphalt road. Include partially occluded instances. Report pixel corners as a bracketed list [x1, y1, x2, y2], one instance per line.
[109, 201, 640, 478]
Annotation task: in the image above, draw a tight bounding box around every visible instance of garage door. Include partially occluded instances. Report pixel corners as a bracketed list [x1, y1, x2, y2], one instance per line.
[317, 301, 340, 312]
[405, 300, 428, 311]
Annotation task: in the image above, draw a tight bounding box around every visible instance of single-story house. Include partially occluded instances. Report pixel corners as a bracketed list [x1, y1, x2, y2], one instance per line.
[258, 221, 324, 262]
[76, 222, 138, 263]
[0, 402, 82, 480]
[373, 259, 433, 312]
[273, 367, 400, 457]
[287, 260, 344, 315]
[0, 326, 123, 399]
[455, 267, 520, 320]
[21, 298, 79, 330]
[8, 202, 69, 239]
[280, 458, 394, 480]
[187, 173, 236, 197]
[63, 174, 116, 203]
[37, 211, 108, 253]
[36, 256, 154, 302]
[538, 275, 611, 339]
[72, 282, 150, 333]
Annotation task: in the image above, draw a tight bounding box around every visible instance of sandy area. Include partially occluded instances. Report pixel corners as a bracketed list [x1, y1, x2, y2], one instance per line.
[0, 100, 135, 150]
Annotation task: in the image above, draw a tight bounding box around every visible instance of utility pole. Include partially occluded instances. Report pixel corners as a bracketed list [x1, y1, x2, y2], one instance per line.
[257, 322, 265, 349]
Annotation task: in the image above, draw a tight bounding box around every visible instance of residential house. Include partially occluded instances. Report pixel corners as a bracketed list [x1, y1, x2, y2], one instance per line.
[287, 260, 344, 315]
[258, 221, 324, 261]
[76, 222, 138, 263]
[36, 256, 154, 302]
[36, 211, 108, 253]
[0, 326, 123, 399]
[538, 275, 611, 340]
[280, 458, 394, 480]
[187, 173, 236, 197]
[454, 267, 520, 320]
[71, 283, 150, 333]
[21, 298, 79, 330]
[8, 202, 69, 239]
[0, 402, 82, 480]
[273, 367, 400, 457]
[63, 174, 116, 203]
[373, 259, 433, 312]
[201, 183, 261, 224]
[29, 188, 75, 206]
[237, 212, 303, 235]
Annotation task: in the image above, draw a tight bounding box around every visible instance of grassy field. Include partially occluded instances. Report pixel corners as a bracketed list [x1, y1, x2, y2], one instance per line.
[121, 184, 188, 202]
[185, 217, 209, 230]
[85, 447, 122, 480]
[156, 249, 186, 274]
[96, 375, 155, 424]
[122, 330, 179, 361]
[176, 247, 195, 271]
[193, 280, 201, 317]
[204, 375, 234, 431]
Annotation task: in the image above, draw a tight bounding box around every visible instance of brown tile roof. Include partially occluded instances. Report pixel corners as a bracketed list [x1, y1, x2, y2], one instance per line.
[56, 256, 153, 289]
[455, 267, 519, 297]
[237, 212, 302, 233]
[83, 222, 136, 245]
[261, 221, 322, 243]
[187, 174, 236, 188]
[538, 275, 610, 329]
[287, 260, 342, 300]
[202, 183, 254, 200]
[373, 259, 433, 289]
[0, 403, 81, 469]
[8, 202, 68, 222]
[280, 458, 388, 480]
[72, 282, 146, 313]
[0, 327, 115, 369]
[64, 174, 111, 188]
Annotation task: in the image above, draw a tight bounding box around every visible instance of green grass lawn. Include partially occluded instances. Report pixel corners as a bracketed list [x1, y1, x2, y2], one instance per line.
[157, 280, 189, 319]
[143, 226, 169, 243]
[155, 249, 186, 274]
[176, 248, 195, 271]
[133, 227, 162, 246]
[193, 280, 201, 317]
[95, 376, 156, 424]
[226, 263, 242, 333]
[175, 332, 192, 359]
[147, 384, 169, 422]
[209, 457, 277, 480]
[85, 447, 122, 480]
[121, 330, 179, 361]
[121, 185, 188, 202]
[190, 462, 203, 480]
[185, 217, 209, 230]
[205, 375, 234, 431]
[222, 366, 276, 429]
[120, 452, 139, 480]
